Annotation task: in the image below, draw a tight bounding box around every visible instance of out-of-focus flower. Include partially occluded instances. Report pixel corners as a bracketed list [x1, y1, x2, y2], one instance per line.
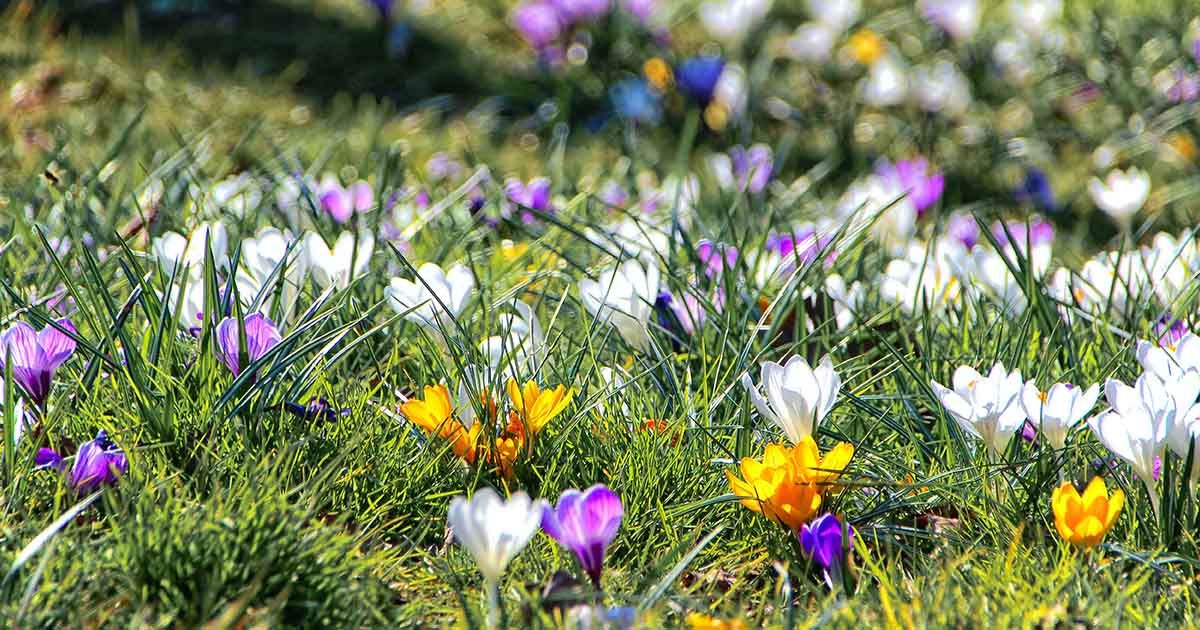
[699, 0, 772, 48]
[1020, 382, 1100, 449]
[541, 484, 623, 587]
[696, 240, 738, 277]
[480, 301, 545, 373]
[1089, 374, 1179, 516]
[512, 1, 564, 49]
[846, 29, 886, 65]
[553, 0, 610, 22]
[643, 57, 673, 92]
[876, 158, 944, 215]
[1156, 317, 1190, 348]
[364, 0, 393, 19]
[1051, 477, 1123, 549]
[675, 56, 725, 105]
[880, 241, 962, 315]
[1008, 0, 1061, 39]
[153, 222, 229, 276]
[610, 79, 662, 126]
[709, 144, 773, 194]
[579, 259, 660, 352]
[1166, 70, 1200, 103]
[214, 313, 282, 378]
[506, 177, 555, 224]
[785, 22, 837, 63]
[0, 319, 77, 409]
[726, 437, 853, 531]
[912, 60, 971, 115]
[808, 0, 859, 32]
[930, 363, 1026, 457]
[1014, 167, 1057, 213]
[305, 231, 375, 290]
[741, 355, 840, 444]
[385, 262, 476, 331]
[319, 176, 374, 224]
[622, 0, 656, 22]
[1088, 168, 1150, 227]
[920, 0, 980, 41]
[799, 513, 854, 589]
[507, 379, 574, 435]
[707, 63, 747, 130]
[946, 213, 980, 250]
[860, 55, 908, 106]
[687, 613, 747, 630]
[68, 430, 129, 493]
[447, 488, 546, 584]
[835, 173, 918, 251]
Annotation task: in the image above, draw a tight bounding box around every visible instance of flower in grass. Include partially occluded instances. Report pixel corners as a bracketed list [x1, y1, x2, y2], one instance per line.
[447, 487, 546, 584]
[215, 313, 282, 378]
[709, 144, 773, 195]
[385, 262, 476, 332]
[698, 0, 772, 48]
[400, 384, 483, 465]
[741, 355, 840, 445]
[304, 231, 375, 290]
[610, 78, 662, 126]
[318, 175, 374, 224]
[505, 177, 555, 224]
[930, 363, 1026, 457]
[66, 430, 129, 493]
[236, 227, 308, 326]
[1019, 381, 1100, 449]
[1014, 167, 1057, 213]
[0, 318, 77, 410]
[1088, 168, 1150, 227]
[696, 240, 738, 277]
[507, 379, 574, 435]
[799, 513, 854, 590]
[512, 1, 564, 50]
[920, 0, 980, 41]
[659, 286, 723, 337]
[579, 259, 660, 352]
[1089, 374, 1179, 516]
[847, 29, 886, 65]
[875, 158, 944, 216]
[152, 221, 229, 276]
[725, 437, 853, 532]
[946, 213, 979, 250]
[1136, 333, 1200, 382]
[541, 484, 623, 588]
[284, 397, 351, 424]
[675, 56, 725, 106]
[1051, 477, 1123, 549]
[1155, 317, 1190, 348]
[686, 612, 747, 630]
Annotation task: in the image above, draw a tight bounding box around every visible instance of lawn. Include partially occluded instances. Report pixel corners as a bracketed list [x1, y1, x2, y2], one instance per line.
[2, 0, 1200, 627]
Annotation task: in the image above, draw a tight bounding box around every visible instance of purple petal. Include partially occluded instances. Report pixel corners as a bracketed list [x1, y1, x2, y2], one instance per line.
[214, 317, 242, 376]
[350, 181, 374, 212]
[242, 313, 282, 364]
[35, 447, 64, 471]
[580, 484, 623, 547]
[321, 190, 353, 223]
[38, 319, 77, 370]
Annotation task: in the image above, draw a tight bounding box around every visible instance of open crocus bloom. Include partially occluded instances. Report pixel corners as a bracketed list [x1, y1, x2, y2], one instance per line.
[400, 384, 481, 464]
[1051, 476, 1123, 549]
[318, 175, 373, 224]
[1089, 374, 1177, 516]
[447, 488, 546, 583]
[930, 363, 1026, 457]
[541, 484, 624, 587]
[741, 355, 840, 444]
[578, 259, 660, 352]
[152, 221, 229, 276]
[506, 379, 574, 435]
[1088, 167, 1150, 226]
[215, 313, 282, 378]
[236, 227, 308, 324]
[305, 231, 374, 290]
[726, 437, 853, 532]
[0, 319, 78, 408]
[68, 430, 129, 493]
[1019, 381, 1100, 449]
[385, 262, 476, 331]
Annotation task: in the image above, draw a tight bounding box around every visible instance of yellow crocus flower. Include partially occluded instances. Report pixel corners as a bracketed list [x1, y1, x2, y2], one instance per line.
[1051, 477, 1123, 549]
[506, 379, 574, 434]
[726, 439, 853, 532]
[847, 29, 886, 65]
[399, 384, 481, 464]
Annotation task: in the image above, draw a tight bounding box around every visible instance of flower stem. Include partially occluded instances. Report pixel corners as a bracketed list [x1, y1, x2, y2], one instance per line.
[485, 578, 500, 630]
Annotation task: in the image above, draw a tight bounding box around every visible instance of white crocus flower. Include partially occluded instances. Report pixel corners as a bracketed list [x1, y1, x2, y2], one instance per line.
[1089, 374, 1178, 517]
[1167, 402, 1200, 495]
[385, 262, 475, 331]
[808, 0, 859, 32]
[1088, 168, 1150, 226]
[823, 274, 864, 331]
[920, 0, 980, 41]
[741, 355, 840, 444]
[479, 301, 545, 373]
[152, 221, 228, 276]
[930, 363, 1026, 457]
[1136, 335, 1200, 382]
[911, 60, 971, 116]
[236, 227, 308, 325]
[699, 0, 773, 47]
[447, 488, 546, 621]
[579, 259, 660, 352]
[1020, 381, 1100, 449]
[785, 22, 837, 63]
[304, 231, 374, 290]
[860, 56, 909, 107]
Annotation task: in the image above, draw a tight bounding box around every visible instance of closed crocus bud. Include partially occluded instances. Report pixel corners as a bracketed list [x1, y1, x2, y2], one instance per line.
[1089, 374, 1178, 518]
[448, 488, 546, 584]
[153, 222, 229, 276]
[799, 513, 853, 590]
[305, 231, 375, 290]
[541, 484, 623, 588]
[69, 430, 128, 493]
[578, 259, 660, 352]
[0, 319, 78, 410]
[741, 355, 840, 444]
[215, 313, 282, 378]
[930, 363, 1026, 457]
[1020, 381, 1100, 449]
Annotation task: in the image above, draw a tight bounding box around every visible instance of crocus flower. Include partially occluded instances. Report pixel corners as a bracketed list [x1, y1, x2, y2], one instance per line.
[946, 213, 980, 249]
[0, 319, 77, 409]
[1051, 477, 1123, 549]
[1014, 168, 1056, 212]
[698, 0, 772, 48]
[385, 262, 476, 331]
[741, 355, 840, 444]
[876, 158, 944, 215]
[675, 56, 725, 105]
[610, 79, 662, 126]
[1089, 374, 1178, 517]
[215, 313, 282, 378]
[920, 0, 980, 41]
[152, 222, 229, 276]
[69, 430, 129, 493]
[930, 363, 1026, 457]
[236, 227, 308, 325]
[447, 487, 547, 585]
[284, 397, 351, 424]
[319, 176, 374, 224]
[541, 484, 623, 587]
[578, 259, 660, 352]
[552, 0, 610, 23]
[696, 240, 738, 277]
[663, 287, 723, 336]
[725, 437, 853, 531]
[1136, 334, 1200, 382]
[1020, 382, 1100, 449]
[507, 379, 574, 435]
[305, 231, 375, 290]
[799, 513, 854, 590]
[401, 384, 481, 463]
[512, 1, 563, 49]
[505, 177, 554, 224]
[1156, 317, 1190, 348]
[710, 145, 773, 194]
[1089, 168, 1150, 227]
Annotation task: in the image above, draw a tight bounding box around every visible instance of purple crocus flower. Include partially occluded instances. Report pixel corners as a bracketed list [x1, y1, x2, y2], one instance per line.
[675, 56, 725, 105]
[320, 179, 374, 224]
[1156, 316, 1190, 347]
[799, 513, 853, 590]
[512, 1, 564, 49]
[285, 397, 351, 424]
[1014, 168, 1056, 213]
[541, 484, 624, 588]
[35, 447, 63, 471]
[696, 240, 738, 277]
[215, 313, 282, 378]
[1020, 419, 1038, 443]
[0, 319, 77, 409]
[768, 227, 835, 267]
[364, 0, 393, 19]
[551, 0, 610, 23]
[991, 218, 1054, 251]
[506, 177, 554, 224]
[946, 213, 979, 250]
[621, 0, 655, 22]
[876, 158, 944, 215]
[1167, 70, 1200, 103]
[668, 287, 723, 336]
[729, 145, 773, 194]
[69, 430, 128, 493]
